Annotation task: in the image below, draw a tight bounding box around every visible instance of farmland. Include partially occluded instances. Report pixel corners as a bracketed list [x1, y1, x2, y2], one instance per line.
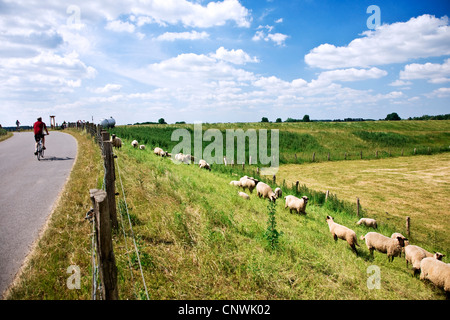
[6, 121, 450, 300]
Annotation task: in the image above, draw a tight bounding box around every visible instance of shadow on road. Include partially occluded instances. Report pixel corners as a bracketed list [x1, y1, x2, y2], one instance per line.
[39, 156, 74, 161]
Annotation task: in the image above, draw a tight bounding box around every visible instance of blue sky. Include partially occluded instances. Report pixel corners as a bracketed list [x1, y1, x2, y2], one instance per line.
[0, 0, 449, 126]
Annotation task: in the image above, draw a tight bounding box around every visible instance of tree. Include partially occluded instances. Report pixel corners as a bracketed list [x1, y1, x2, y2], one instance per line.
[261, 117, 269, 123]
[303, 114, 310, 122]
[158, 118, 167, 124]
[385, 112, 401, 121]
[275, 118, 282, 123]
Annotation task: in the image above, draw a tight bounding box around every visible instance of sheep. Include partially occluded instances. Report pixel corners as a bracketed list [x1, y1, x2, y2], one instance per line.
[420, 257, 450, 293]
[325, 216, 359, 254]
[139, 145, 145, 150]
[361, 232, 408, 262]
[405, 245, 444, 276]
[256, 182, 277, 202]
[390, 232, 410, 257]
[199, 159, 211, 171]
[356, 218, 378, 229]
[284, 195, 308, 215]
[274, 187, 282, 199]
[238, 191, 250, 200]
[240, 177, 258, 193]
[174, 153, 184, 162]
[131, 140, 139, 148]
[182, 154, 193, 164]
[154, 147, 168, 157]
[111, 134, 122, 149]
[230, 180, 241, 187]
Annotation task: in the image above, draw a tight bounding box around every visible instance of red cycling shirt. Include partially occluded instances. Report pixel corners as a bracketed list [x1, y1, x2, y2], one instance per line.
[34, 121, 46, 135]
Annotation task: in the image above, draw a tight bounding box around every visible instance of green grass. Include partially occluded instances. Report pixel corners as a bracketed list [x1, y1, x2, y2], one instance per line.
[110, 120, 450, 165]
[106, 138, 447, 299]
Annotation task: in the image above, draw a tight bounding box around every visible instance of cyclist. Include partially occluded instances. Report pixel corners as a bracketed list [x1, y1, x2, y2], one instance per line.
[33, 117, 49, 155]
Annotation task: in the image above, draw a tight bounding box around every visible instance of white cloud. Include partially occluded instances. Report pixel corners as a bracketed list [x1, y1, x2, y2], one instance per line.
[90, 84, 122, 94]
[211, 47, 259, 65]
[155, 31, 209, 41]
[400, 58, 450, 83]
[275, 18, 283, 23]
[305, 14, 450, 69]
[105, 20, 135, 33]
[318, 67, 388, 83]
[426, 87, 450, 98]
[389, 80, 413, 87]
[252, 29, 288, 46]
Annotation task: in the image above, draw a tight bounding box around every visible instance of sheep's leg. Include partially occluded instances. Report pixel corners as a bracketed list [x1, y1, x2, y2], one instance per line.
[333, 234, 338, 242]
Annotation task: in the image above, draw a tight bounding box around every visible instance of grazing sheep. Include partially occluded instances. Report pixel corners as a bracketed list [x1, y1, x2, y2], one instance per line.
[356, 218, 378, 229]
[182, 154, 193, 164]
[274, 187, 282, 199]
[111, 134, 122, 149]
[139, 145, 145, 150]
[240, 177, 258, 193]
[420, 257, 450, 292]
[174, 153, 184, 162]
[405, 245, 444, 276]
[284, 195, 308, 215]
[199, 159, 211, 171]
[256, 182, 277, 202]
[361, 232, 408, 262]
[238, 191, 250, 200]
[154, 147, 168, 157]
[325, 216, 359, 254]
[131, 140, 138, 148]
[390, 232, 410, 257]
[230, 180, 241, 187]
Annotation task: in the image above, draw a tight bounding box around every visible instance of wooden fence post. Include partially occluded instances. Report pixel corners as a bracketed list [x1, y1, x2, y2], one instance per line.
[295, 180, 299, 194]
[273, 174, 276, 185]
[356, 197, 360, 217]
[360, 151, 363, 159]
[90, 189, 118, 300]
[325, 190, 329, 202]
[406, 216, 411, 238]
[312, 152, 315, 162]
[102, 132, 118, 229]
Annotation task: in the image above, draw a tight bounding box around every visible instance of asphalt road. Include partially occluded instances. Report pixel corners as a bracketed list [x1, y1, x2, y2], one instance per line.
[0, 131, 77, 297]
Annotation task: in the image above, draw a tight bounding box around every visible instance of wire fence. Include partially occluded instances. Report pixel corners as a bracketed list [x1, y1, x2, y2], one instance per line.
[72, 122, 149, 300]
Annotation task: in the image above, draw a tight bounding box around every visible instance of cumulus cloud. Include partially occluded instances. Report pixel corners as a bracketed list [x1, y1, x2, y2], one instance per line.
[155, 31, 209, 41]
[105, 20, 136, 33]
[90, 84, 122, 94]
[400, 58, 450, 83]
[317, 67, 388, 83]
[211, 47, 259, 65]
[305, 15, 450, 69]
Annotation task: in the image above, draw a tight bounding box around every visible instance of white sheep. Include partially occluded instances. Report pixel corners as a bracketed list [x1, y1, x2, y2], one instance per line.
[131, 140, 138, 148]
[284, 195, 308, 215]
[182, 154, 193, 164]
[390, 232, 410, 257]
[174, 153, 184, 162]
[356, 218, 378, 229]
[405, 245, 444, 275]
[420, 257, 450, 292]
[111, 134, 122, 149]
[240, 177, 258, 193]
[256, 182, 277, 202]
[361, 232, 408, 262]
[230, 180, 241, 187]
[326, 216, 359, 254]
[154, 147, 168, 157]
[274, 187, 282, 199]
[139, 145, 146, 150]
[199, 159, 211, 171]
[238, 191, 250, 200]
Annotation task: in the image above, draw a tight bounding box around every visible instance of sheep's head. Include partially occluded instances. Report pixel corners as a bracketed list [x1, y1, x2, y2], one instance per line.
[326, 215, 334, 222]
[269, 193, 277, 202]
[396, 237, 408, 247]
[302, 196, 309, 204]
[434, 252, 445, 260]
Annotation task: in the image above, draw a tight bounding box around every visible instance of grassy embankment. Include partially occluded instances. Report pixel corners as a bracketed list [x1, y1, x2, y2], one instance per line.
[105, 135, 448, 299]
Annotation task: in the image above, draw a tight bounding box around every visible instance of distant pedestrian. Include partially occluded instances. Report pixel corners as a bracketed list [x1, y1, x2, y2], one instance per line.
[16, 120, 20, 132]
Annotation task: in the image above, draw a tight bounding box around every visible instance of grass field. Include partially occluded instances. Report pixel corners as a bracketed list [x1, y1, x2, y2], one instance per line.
[110, 120, 450, 164]
[277, 153, 450, 257]
[5, 123, 449, 300]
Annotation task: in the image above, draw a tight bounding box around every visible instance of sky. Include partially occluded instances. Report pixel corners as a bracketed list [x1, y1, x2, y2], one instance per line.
[0, 0, 450, 126]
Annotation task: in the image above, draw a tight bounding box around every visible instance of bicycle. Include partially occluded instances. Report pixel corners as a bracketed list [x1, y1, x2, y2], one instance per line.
[36, 134, 46, 161]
